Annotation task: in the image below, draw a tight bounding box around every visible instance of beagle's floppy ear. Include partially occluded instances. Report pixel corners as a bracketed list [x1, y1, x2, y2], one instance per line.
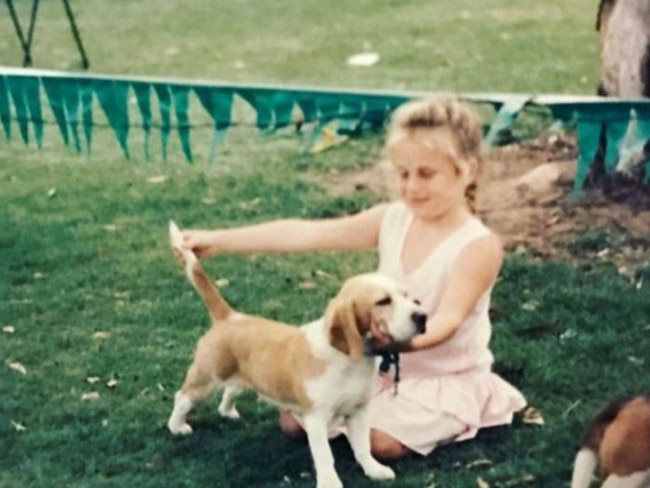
[326, 298, 365, 362]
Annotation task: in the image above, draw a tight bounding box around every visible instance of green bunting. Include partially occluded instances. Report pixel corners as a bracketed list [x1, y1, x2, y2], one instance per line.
[153, 83, 171, 163]
[93, 79, 130, 159]
[5, 75, 30, 144]
[0, 76, 11, 140]
[193, 86, 233, 165]
[1, 67, 649, 192]
[42, 77, 70, 147]
[132, 82, 152, 162]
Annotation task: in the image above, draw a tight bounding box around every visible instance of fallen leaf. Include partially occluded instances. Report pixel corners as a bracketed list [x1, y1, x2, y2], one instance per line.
[477, 476, 490, 488]
[560, 328, 577, 341]
[106, 379, 118, 388]
[466, 459, 493, 469]
[93, 331, 110, 340]
[81, 392, 100, 401]
[310, 123, 349, 153]
[520, 301, 538, 312]
[86, 376, 101, 384]
[215, 278, 230, 288]
[315, 269, 335, 279]
[47, 188, 57, 198]
[522, 406, 545, 426]
[147, 175, 168, 184]
[298, 281, 317, 290]
[499, 474, 536, 486]
[238, 197, 261, 210]
[8, 361, 27, 375]
[3, 326, 15, 334]
[11, 420, 26, 432]
[347, 52, 380, 66]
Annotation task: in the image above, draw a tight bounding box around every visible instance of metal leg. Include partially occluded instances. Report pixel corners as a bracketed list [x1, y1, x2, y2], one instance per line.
[4, 0, 89, 69]
[61, 0, 90, 69]
[5, 0, 31, 66]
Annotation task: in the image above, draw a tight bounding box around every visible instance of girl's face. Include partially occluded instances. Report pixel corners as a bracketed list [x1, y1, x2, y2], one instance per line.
[387, 127, 473, 221]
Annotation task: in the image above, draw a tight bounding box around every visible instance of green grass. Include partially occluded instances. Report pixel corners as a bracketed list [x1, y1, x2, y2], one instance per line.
[2, 0, 598, 94]
[2, 1, 650, 488]
[3, 131, 650, 488]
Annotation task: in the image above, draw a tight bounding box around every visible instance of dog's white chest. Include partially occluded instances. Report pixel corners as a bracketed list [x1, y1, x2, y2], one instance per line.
[305, 354, 375, 415]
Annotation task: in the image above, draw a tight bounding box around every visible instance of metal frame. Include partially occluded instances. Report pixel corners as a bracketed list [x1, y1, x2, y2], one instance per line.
[5, 0, 89, 69]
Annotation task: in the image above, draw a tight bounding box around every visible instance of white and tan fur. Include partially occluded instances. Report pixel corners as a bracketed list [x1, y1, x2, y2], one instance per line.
[571, 394, 650, 488]
[166, 221, 426, 488]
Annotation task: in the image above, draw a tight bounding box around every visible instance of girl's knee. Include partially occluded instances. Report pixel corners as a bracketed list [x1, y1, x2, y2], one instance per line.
[370, 429, 412, 460]
[279, 411, 306, 441]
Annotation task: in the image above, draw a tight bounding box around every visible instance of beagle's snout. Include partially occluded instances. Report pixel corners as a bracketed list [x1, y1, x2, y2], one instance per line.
[412, 312, 427, 334]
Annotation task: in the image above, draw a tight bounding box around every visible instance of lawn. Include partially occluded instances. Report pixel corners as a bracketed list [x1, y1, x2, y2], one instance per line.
[2, 1, 650, 488]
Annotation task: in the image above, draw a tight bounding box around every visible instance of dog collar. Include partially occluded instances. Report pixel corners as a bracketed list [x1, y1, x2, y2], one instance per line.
[378, 351, 400, 396]
[363, 336, 401, 396]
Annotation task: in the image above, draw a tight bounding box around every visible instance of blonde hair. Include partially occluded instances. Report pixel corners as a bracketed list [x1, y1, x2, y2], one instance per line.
[384, 96, 484, 213]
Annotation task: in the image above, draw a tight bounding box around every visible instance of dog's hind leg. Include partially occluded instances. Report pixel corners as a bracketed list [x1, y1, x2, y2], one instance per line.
[346, 407, 395, 481]
[167, 367, 219, 435]
[168, 390, 197, 435]
[571, 448, 598, 488]
[218, 384, 243, 419]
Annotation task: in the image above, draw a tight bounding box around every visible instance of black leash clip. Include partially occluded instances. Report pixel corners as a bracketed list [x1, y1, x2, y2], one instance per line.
[378, 352, 400, 396]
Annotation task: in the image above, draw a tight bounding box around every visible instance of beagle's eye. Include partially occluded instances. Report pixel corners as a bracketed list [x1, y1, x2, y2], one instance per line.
[375, 296, 392, 306]
[413, 299, 421, 306]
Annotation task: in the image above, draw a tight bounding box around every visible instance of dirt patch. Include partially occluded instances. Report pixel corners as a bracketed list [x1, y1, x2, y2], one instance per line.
[323, 132, 650, 274]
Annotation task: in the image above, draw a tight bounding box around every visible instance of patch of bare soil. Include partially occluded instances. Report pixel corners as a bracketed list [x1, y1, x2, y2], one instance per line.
[479, 133, 650, 272]
[324, 132, 650, 274]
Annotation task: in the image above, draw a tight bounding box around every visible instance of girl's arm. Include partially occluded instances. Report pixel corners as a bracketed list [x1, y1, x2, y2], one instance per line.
[403, 232, 504, 352]
[181, 203, 389, 258]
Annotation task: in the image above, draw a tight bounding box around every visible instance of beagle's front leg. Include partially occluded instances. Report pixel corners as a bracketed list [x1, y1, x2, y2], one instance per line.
[346, 406, 395, 480]
[302, 412, 343, 488]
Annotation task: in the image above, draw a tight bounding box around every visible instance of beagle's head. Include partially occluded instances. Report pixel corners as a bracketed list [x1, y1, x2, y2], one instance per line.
[325, 273, 426, 361]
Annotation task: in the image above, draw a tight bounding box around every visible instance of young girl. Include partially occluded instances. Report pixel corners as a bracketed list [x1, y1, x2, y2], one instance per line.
[179, 96, 527, 460]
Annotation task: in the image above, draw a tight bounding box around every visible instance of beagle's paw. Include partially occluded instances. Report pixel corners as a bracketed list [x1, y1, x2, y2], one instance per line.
[316, 475, 343, 488]
[168, 421, 193, 436]
[218, 404, 241, 420]
[363, 461, 395, 480]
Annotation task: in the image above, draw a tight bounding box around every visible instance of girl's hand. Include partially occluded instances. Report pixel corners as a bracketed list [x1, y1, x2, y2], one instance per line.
[181, 230, 220, 258]
[369, 317, 400, 351]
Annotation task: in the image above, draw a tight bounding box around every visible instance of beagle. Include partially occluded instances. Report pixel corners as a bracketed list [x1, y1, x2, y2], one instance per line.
[571, 394, 650, 488]
[166, 221, 426, 488]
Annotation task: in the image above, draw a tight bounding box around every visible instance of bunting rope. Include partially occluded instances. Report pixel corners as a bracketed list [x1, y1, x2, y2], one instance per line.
[1, 66, 649, 193]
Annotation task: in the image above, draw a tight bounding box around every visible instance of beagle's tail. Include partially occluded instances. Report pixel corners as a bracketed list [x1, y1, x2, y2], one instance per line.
[169, 220, 234, 323]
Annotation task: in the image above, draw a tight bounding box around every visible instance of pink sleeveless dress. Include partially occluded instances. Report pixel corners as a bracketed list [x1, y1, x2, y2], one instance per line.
[368, 202, 527, 455]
